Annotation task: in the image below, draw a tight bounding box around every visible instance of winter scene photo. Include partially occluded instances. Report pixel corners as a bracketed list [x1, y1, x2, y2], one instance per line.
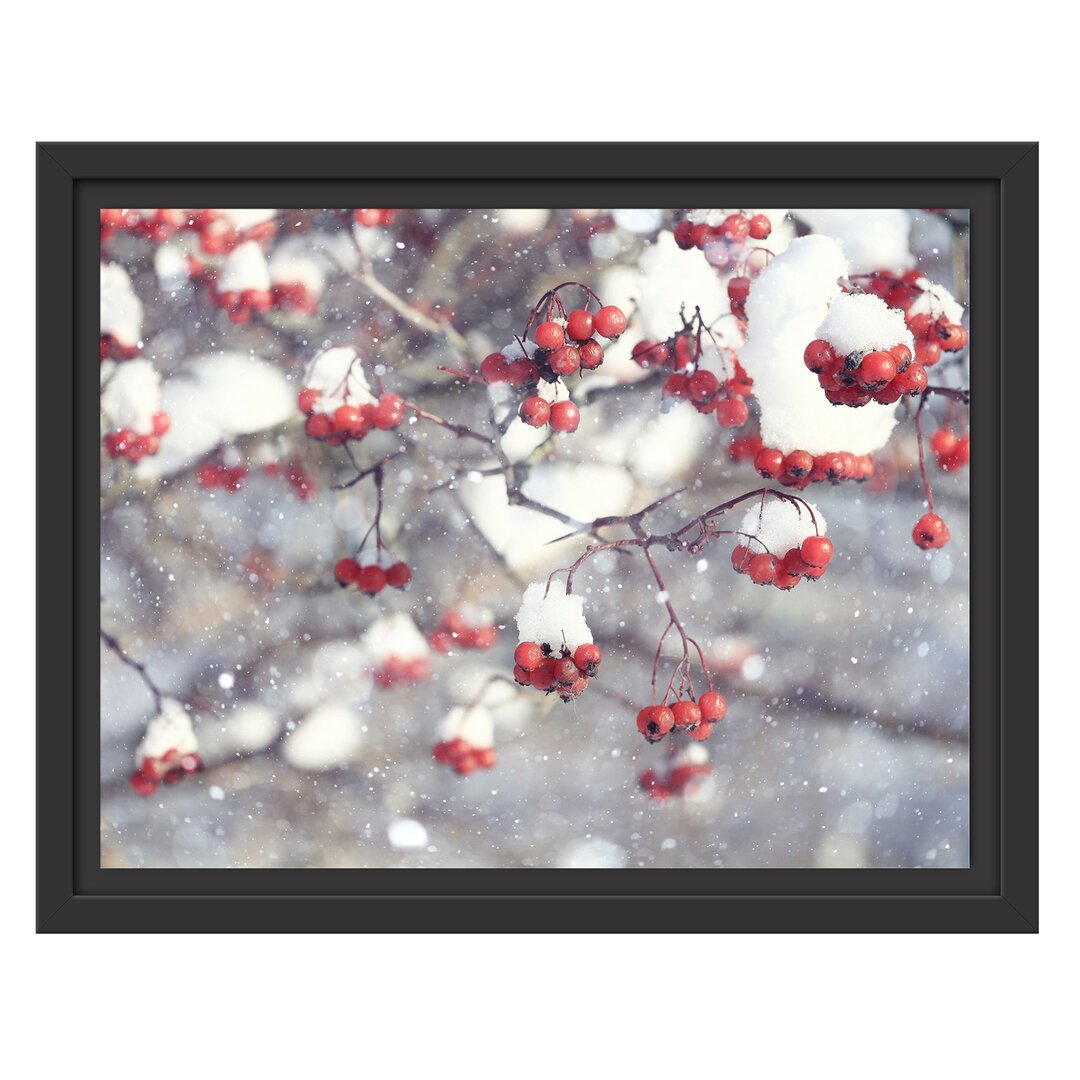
[100, 206, 970, 869]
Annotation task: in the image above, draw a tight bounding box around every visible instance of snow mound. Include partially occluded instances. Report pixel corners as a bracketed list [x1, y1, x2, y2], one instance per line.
[218, 240, 271, 293]
[817, 292, 915, 357]
[741, 236, 899, 456]
[100, 262, 143, 348]
[613, 208, 663, 234]
[739, 497, 826, 554]
[515, 582, 592, 651]
[197, 703, 281, 761]
[135, 698, 197, 767]
[303, 346, 376, 414]
[636, 230, 729, 338]
[269, 237, 327, 292]
[438, 705, 495, 749]
[101, 359, 161, 433]
[361, 613, 430, 663]
[282, 702, 363, 771]
[216, 208, 277, 230]
[795, 209, 914, 274]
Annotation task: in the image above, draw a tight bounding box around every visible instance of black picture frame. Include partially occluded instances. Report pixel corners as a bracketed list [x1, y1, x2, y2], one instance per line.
[38, 142, 1038, 933]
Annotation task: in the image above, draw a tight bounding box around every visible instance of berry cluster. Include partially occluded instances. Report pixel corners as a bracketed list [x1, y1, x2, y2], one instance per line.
[373, 654, 432, 689]
[300, 389, 405, 444]
[130, 748, 203, 797]
[513, 641, 601, 704]
[930, 426, 970, 472]
[753, 445, 874, 488]
[860, 271, 968, 366]
[912, 512, 950, 550]
[192, 209, 277, 256]
[334, 555, 412, 594]
[432, 737, 496, 776]
[731, 534, 834, 590]
[429, 608, 498, 653]
[353, 209, 399, 228]
[197, 462, 248, 492]
[804, 337, 927, 407]
[100, 334, 140, 362]
[673, 210, 772, 260]
[632, 324, 753, 430]
[103, 411, 170, 463]
[639, 746, 712, 803]
[636, 689, 727, 745]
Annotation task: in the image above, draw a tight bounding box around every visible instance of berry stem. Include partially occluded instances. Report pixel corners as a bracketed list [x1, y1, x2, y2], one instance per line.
[100, 628, 164, 711]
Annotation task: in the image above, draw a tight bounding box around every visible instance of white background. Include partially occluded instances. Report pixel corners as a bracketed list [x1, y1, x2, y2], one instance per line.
[1, 3, 1066, 1075]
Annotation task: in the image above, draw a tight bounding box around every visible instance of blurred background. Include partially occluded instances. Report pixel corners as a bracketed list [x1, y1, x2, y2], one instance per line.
[100, 207, 969, 869]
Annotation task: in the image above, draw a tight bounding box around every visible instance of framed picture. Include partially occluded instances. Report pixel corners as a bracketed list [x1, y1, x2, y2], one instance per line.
[38, 142, 1037, 932]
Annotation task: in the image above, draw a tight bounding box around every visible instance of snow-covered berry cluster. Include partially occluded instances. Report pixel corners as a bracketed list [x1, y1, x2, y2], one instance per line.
[101, 359, 170, 462]
[730, 498, 833, 590]
[297, 346, 405, 444]
[805, 292, 923, 407]
[860, 271, 968, 365]
[129, 698, 202, 796]
[429, 606, 498, 653]
[197, 462, 248, 492]
[931, 426, 970, 472]
[639, 744, 711, 803]
[334, 551, 412, 594]
[363, 613, 433, 689]
[432, 705, 496, 776]
[658, 341, 753, 428]
[673, 209, 772, 269]
[210, 240, 274, 323]
[192, 209, 278, 255]
[269, 237, 327, 315]
[636, 688, 726, 745]
[513, 584, 600, 703]
[100, 262, 143, 361]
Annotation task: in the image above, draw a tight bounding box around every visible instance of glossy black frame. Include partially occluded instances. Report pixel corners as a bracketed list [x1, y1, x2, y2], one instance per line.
[37, 142, 1038, 932]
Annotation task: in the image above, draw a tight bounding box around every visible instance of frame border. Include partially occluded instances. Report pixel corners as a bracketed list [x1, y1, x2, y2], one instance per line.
[38, 142, 1038, 932]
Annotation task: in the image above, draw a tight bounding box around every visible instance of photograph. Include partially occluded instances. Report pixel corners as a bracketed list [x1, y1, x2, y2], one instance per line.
[98, 205, 970, 871]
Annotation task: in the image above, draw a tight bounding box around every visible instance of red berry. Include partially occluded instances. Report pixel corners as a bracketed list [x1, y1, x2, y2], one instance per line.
[356, 565, 387, 594]
[480, 352, 509, 383]
[637, 705, 675, 743]
[305, 412, 332, 439]
[507, 359, 539, 388]
[873, 383, 904, 405]
[908, 313, 935, 339]
[663, 373, 691, 400]
[554, 657, 579, 685]
[332, 405, 364, 436]
[513, 664, 531, 685]
[671, 699, 702, 732]
[727, 276, 751, 305]
[573, 340, 601, 370]
[548, 346, 581, 377]
[800, 535, 834, 568]
[720, 214, 750, 242]
[754, 447, 785, 479]
[931, 427, 958, 457]
[748, 214, 772, 240]
[715, 396, 749, 428]
[915, 339, 941, 367]
[152, 411, 171, 436]
[935, 321, 967, 351]
[783, 450, 813, 478]
[130, 770, 157, 796]
[530, 657, 558, 691]
[890, 343, 912, 371]
[856, 351, 898, 391]
[574, 643, 602, 674]
[747, 553, 779, 585]
[519, 396, 551, 427]
[549, 400, 580, 433]
[803, 338, 838, 374]
[673, 220, 696, 249]
[385, 561, 411, 588]
[731, 544, 751, 573]
[698, 691, 727, 722]
[913, 512, 950, 550]
[514, 641, 544, 671]
[689, 720, 715, 741]
[373, 393, 405, 430]
[688, 369, 720, 404]
[592, 305, 627, 339]
[535, 321, 565, 350]
[893, 363, 928, 396]
[566, 310, 594, 342]
[334, 557, 363, 586]
[773, 565, 802, 590]
[474, 747, 497, 770]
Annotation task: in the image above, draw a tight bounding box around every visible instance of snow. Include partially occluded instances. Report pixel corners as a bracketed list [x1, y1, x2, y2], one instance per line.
[438, 704, 495, 749]
[269, 237, 327, 292]
[387, 818, 428, 850]
[794, 209, 915, 274]
[216, 208, 276, 230]
[136, 352, 295, 478]
[738, 496, 826, 554]
[153, 243, 190, 291]
[613, 208, 663, 233]
[281, 702, 363, 771]
[100, 262, 143, 347]
[635, 230, 729, 338]
[673, 742, 709, 768]
[908, 277, 965, 324]
[101, 358, 161, 433]
[515, 582, 593, 651]
[302, 346, 376, 414]
[217, 240, 271, 293]
[197, 703, 280, 761]
[361, 613, 430, 663]
[493, 208, 550, 233]
[740, 236, 899, 455]
[135, 698, 197, 766]
[817, 292, 915, 357]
